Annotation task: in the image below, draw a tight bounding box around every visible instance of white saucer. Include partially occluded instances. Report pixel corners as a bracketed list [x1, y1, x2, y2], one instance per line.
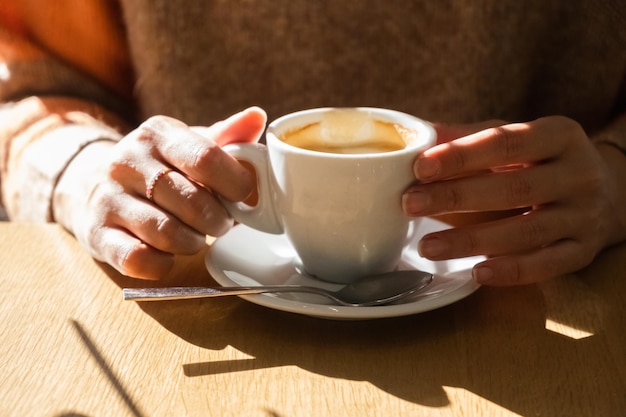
[205, 218, 485, 320]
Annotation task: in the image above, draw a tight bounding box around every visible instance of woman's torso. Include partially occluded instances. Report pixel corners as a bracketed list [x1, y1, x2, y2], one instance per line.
[10, 0, 626, 131]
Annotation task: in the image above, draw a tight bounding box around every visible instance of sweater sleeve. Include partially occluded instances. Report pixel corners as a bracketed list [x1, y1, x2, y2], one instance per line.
[0, 24, 128, 222]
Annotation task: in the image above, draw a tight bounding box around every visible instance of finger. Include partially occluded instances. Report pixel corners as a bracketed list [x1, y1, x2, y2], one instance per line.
[416, 116, 584, 181]
[149, 168, 234, 237]
[471, 239, 593, 286]
[109, 192, 206, 255]
[417, 207, 582, 260]
[111, 161, 234, 237]
[142, 110, 265, 202]
[403, 163, 573, 215]
[192, 106, 267, 146]
[91, 226, 175, 280]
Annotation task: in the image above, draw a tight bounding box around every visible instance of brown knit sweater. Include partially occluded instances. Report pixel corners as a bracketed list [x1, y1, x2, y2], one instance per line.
[1, 0, 626, 220]
[118, 0, 626, 130]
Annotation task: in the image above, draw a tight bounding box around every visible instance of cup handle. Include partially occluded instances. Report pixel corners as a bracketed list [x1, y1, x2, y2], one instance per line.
[221, 143, 283, 234]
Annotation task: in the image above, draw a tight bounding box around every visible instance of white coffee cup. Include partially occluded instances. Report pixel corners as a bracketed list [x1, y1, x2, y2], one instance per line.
[222, 108, 436, 283]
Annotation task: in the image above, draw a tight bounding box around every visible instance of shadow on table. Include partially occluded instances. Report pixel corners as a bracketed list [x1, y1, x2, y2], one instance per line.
[108, 244, 626, 416]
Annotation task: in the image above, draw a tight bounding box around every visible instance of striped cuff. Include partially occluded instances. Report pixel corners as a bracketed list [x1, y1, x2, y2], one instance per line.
[5, 123, 122, 222]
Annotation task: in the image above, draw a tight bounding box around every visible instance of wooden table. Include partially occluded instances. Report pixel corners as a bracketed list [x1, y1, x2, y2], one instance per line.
[1, 222, 625, 417]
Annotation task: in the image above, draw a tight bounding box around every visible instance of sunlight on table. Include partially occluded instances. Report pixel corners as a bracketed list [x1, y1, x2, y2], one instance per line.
[544, 319, 594, 340]
[443, 387, 524, 417]
[540, 276, 603, 340]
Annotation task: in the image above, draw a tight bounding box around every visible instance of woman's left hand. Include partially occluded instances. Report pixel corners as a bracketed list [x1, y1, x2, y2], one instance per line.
[402, 116, 623, 285]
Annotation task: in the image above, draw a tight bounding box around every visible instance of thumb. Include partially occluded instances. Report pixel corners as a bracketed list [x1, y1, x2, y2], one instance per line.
[192, 106, 268, 146]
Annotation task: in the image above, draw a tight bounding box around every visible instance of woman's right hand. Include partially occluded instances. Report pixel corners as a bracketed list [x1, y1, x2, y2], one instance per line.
[55, 107, 267, 279]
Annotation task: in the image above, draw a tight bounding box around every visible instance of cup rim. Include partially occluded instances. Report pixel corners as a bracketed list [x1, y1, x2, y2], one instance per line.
[266, 107, 436, 158]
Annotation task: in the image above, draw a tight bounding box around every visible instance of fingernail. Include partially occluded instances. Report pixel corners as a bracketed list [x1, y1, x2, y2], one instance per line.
[402, 190, 430, 215]
[473, 266, 494, 284]
[418, 236, 448, 259]
[415, 157, 440, 180]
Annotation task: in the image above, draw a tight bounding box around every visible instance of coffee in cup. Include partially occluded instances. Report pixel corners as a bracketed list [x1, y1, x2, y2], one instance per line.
[222, 108, 435, 284]
[280, 110, 411, 154]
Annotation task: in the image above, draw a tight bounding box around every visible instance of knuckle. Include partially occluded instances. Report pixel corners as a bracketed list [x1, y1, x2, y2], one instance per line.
[196, 205, 220, 228]
[154, 214, 177, 237]
[192, 140, 223, 169]
[134, 117, 166, 145]
[550, 115, 583, 136]
[542, 116, 587, 152]
[107, 139, 133, 163]
[196, 196, 234, 237]
[106, 141, 146, 181]
[504, 174, 533, 207]
[179, 182, 207, 212]
[107, 158, 134, 181]
[448, 146, 468, 171]
[153, 214, 204, 254]
[178, 184, 234, 236]
[457, 231, 480, 254]
[87, 183, 123, 222]
[441, 186, 464, 211]
[133, 115, 188, 149]
[140, 114, 181, 133]
[518, 218, 547, 248]
[490, 126, 526, 161]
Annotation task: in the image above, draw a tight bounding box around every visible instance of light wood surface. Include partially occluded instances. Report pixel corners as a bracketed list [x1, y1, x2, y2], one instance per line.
[1, 222, 625, 417]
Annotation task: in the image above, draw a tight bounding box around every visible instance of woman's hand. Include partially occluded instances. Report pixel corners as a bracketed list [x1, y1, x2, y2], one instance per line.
[56, 107, 267, 279]
[402, 116, 623, 285]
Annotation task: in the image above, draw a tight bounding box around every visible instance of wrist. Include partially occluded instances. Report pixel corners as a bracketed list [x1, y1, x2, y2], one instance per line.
[52, 139, 117, 234]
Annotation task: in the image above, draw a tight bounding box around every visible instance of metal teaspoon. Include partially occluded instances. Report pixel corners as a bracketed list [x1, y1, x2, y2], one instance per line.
[122, 270, 434, 307]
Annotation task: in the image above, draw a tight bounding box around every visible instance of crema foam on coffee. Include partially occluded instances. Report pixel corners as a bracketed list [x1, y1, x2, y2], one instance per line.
[280, 111, 417, 154]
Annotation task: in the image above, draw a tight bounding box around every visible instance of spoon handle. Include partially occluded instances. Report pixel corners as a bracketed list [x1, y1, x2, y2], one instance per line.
[123, 285, 330, 301]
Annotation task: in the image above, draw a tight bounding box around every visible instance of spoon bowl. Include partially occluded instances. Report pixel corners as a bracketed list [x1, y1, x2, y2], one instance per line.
[123, 270, 434, 307]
